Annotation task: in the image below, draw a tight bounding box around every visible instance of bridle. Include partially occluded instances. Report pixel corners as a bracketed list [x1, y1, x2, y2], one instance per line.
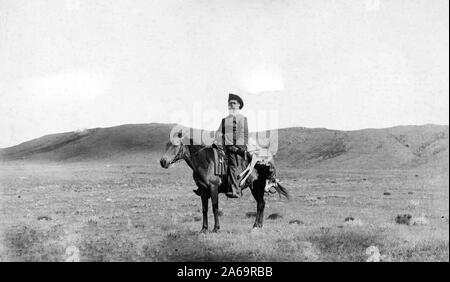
[167, 143, 186, 166]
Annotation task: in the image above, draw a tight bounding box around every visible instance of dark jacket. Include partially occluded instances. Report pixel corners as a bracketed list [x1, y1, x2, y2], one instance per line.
[215, 113, 248, 146]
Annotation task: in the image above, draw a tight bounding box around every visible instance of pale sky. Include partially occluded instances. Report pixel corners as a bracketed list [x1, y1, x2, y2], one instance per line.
[0, 0, 448, 148]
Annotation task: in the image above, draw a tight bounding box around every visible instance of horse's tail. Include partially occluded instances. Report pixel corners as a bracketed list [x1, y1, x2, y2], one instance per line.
[275, 181, 290, 201]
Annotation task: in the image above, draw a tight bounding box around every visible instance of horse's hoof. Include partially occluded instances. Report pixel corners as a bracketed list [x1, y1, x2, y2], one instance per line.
[251, 226, 262, 233]
[212, 227, 220, 233]
[200, 228, 208, 234]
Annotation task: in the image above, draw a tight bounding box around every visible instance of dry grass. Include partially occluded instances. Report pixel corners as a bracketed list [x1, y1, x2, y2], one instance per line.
[0, 161, 448, 261]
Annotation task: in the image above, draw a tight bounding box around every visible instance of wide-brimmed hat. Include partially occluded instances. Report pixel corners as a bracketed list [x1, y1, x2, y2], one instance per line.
[228, 93, 244, 109]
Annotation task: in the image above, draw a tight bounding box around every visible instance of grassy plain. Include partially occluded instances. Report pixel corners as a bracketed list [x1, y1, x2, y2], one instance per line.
[0, 160, 448, 261]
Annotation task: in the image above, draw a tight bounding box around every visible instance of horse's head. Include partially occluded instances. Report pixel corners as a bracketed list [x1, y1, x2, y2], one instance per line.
[160, 130, 186, 168]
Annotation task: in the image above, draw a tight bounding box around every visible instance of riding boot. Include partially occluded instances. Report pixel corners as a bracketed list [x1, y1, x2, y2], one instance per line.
[226, 181, 241, 198]
[226, 192, 239, 198]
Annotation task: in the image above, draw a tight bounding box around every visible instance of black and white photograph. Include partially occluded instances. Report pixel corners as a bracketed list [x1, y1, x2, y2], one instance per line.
[0, 0, 448, 266]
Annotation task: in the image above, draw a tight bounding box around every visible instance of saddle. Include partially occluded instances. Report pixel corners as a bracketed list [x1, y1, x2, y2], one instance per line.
[213, 146, 249, 176]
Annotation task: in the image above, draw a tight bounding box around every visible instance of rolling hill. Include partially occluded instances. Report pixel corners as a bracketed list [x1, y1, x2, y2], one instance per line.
[0, 123, 448, 170]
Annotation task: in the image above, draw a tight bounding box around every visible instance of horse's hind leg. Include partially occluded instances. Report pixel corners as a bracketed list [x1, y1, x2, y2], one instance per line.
[256, 192, 265, 228]
[210, 186, 220, 232]
[200, 193, 209, 233]
[251, 183, 265, 229]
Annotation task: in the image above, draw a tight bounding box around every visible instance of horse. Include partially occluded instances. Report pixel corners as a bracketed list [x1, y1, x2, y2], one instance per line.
[159, 130, 289, 233]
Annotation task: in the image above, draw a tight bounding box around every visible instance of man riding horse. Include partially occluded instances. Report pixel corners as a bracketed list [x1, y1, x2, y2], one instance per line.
[193, 93, 248, 198]
[160, 94, 289, 231]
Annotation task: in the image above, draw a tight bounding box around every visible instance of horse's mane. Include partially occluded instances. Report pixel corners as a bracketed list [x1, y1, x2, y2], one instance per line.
[186, 144, 206, 154]
[184, 139, 211, 155]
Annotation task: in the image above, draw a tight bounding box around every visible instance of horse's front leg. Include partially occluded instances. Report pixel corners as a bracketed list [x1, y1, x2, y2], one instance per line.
[210, 186, 220, 232]
[200, 193, 209, 233]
